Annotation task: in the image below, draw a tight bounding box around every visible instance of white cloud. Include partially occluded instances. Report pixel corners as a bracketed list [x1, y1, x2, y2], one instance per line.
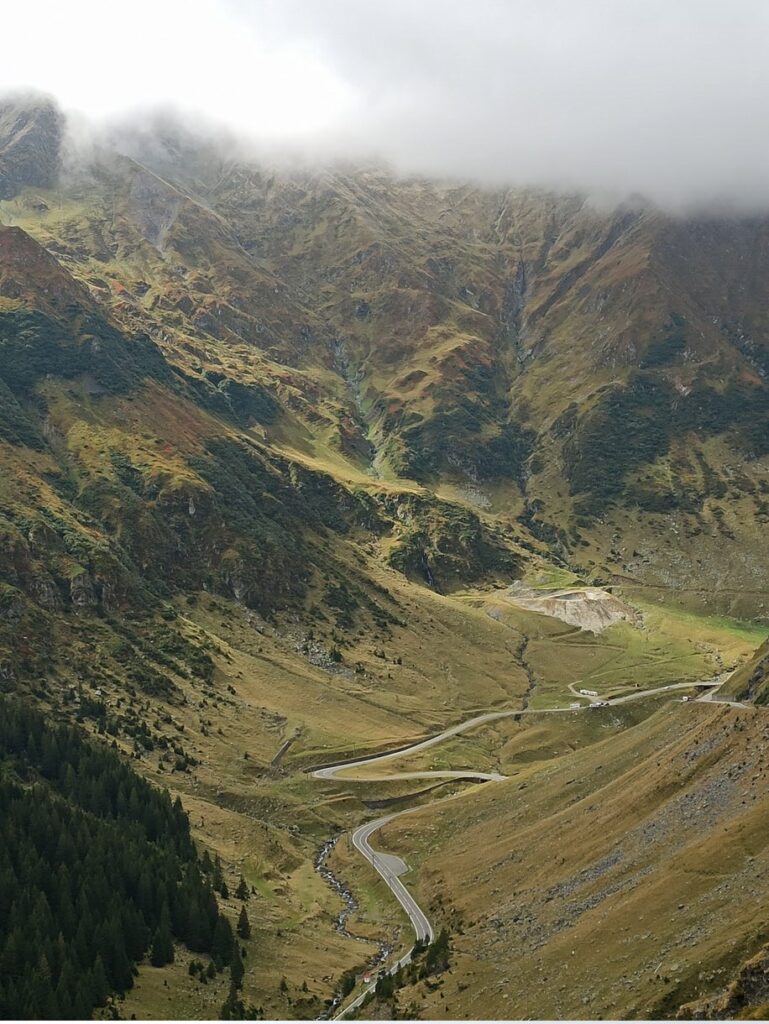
[4, 0, 769, 208]
[1, 0, 356, 138]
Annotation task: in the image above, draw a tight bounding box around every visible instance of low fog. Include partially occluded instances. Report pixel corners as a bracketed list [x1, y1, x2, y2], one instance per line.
[4, 0, 769, 210]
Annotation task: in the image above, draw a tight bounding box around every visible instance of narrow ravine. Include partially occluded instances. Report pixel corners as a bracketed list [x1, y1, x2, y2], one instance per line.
[515, 635, 537, 709]
[314, 836, 394, 1019]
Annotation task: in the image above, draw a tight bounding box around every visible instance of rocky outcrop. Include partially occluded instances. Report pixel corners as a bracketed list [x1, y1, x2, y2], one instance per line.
[0, 96, 62, 199]
[678, 944, 769, 1019]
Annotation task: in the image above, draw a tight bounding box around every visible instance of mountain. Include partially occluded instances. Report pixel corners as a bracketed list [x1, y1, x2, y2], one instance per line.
[0, 96, 768, 1019]
[6, 109, 769, 612]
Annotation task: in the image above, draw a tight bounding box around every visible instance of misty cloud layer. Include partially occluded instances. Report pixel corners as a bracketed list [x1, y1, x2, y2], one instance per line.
[4, 0, 769, 209]
[256, 0, 769, 210]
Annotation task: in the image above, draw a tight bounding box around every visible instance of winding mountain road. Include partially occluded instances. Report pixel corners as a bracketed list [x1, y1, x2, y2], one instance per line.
[311, 675, 723, 1018]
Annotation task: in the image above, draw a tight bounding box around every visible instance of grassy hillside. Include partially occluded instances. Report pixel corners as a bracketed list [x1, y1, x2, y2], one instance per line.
[369, 700, 769, 1020]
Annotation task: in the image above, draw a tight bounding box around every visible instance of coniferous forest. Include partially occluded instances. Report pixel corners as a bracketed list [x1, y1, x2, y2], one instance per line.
[0, 698, 236, 1019]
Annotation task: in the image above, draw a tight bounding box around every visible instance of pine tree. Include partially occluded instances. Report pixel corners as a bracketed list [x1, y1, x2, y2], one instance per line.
[55, 957, 78, 1019]
[235, 875, 249, 901]
[423, 927, 450, 976]
[212, 854, 225, 892]
[230, 944, 245, 990]
[221, 982, 245, 1020]
[108, 924, 134, 992]
[123, 904, 149, 961]
[73, 975, 95, 1019]
[236, 905, 251, 940]
[184, 898, 207, 952]
[375, 971, 395, 999]
[150, 906, 174, 968]
[211, 915, 234, 969]
[36, 973, 58, 1019]
[92, 954, 110, 1007]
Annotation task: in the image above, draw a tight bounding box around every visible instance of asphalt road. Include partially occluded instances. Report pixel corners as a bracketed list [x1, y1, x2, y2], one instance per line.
[330, 809, 436, 1019]
[312, 678, 721, 783]
[352, 813, 434, 944]
[314, 673, 725, 1018]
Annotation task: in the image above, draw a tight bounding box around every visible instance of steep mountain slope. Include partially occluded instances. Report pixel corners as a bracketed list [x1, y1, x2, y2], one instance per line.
[0, 213, 531, 672]
[373, 700, 769, 1020]
[0, 216, 538, 1017]
[5, 110, 767, 615]
[206, 169, 769, 608]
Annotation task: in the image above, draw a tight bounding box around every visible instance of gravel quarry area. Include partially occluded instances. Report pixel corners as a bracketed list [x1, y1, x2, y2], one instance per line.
[504, 582, 640, 633]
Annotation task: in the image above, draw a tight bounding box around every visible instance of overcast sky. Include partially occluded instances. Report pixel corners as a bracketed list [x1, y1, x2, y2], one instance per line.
[4, 0, 769, 208]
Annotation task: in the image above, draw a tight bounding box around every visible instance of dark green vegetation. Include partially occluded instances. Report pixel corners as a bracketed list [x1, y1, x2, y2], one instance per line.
[0, 698, 236, 1020]
[384, 494, 520, 588]
[563, 368, 769, 515]
[184, 372, 281, 428]
[0, 306, 170, 397]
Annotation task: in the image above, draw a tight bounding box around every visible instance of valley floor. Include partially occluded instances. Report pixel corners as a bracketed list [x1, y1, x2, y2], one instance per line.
[112, 583, 769, 1021]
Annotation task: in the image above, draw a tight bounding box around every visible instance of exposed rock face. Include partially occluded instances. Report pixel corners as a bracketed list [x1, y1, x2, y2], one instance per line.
[678, 943, 769, 1019]
[719, 637, 769, 704]
[28, 574, 63, 612]
[69, 571, 98, 613]
[0, 96, 62, 199]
